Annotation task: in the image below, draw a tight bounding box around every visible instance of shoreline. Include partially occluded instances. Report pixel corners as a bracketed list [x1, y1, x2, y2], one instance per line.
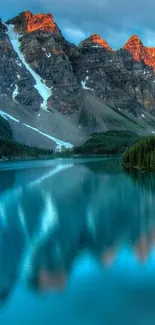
[122, 164, 155, 172]
[0, 153, 121, 164]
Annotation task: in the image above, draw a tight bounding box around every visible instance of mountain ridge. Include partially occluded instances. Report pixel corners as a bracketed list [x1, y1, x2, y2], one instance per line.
[79, 34, 113, 51]
[123, 34, 155, 72]
[5, 11, 155, 50]
[7, 11, 61, 34]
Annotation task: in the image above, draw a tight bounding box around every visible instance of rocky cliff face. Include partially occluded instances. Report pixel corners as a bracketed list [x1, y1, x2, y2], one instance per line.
[0, 18, 41, 110]
[79, 34, 113, 51]
[7, 11, 83, 115]
[71, 34, 155, 115]
[123, 35, 155, 72]
[1, 11, 155, 149]
[8, 11, 60, 34]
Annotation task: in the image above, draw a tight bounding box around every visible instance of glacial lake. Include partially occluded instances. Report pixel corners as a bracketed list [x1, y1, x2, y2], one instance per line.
[0, 157, 155, 325]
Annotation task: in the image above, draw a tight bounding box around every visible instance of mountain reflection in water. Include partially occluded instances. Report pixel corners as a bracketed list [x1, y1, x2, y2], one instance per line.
[0, 158, 155, 324]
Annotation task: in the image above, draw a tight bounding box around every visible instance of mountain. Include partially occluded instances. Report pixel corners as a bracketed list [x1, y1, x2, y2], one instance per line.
[123, 35, 155, 72]
[1, 11, 155, 150]
[79, 34, 113, 51]
[9, 11, 60, 34]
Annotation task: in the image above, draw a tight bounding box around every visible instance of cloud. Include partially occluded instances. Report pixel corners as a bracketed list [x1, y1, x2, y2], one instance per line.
[63, 27, 87, 44]
[1, 0, 155, 48]
[142, 29, 155, 47]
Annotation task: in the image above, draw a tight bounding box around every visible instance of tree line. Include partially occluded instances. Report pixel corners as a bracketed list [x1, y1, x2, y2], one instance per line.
[73, 130, 139, 155]
[0, 138, 53, 160]
[0, 116, 13, 140]
[122, 136, 155, 171]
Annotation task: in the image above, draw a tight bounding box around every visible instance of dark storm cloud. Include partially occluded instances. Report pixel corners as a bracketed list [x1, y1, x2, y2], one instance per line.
[1, 0, 155, 48]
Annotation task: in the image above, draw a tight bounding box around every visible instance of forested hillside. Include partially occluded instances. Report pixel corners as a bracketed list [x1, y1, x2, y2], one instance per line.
[0, 116, 13, 140]
[74, 131, 139, 155]
[0, 139, 53, 160]
[122, 136, 155, 171]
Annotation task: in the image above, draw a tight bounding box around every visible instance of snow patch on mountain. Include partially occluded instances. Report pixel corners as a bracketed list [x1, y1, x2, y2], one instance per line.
[0, 107, 73, 150]
[42, 47, 51, 58]
[12, 84, 19, 103]
[16, 59, 22, 67]
[0, 109, 19, 122]
[23, 123, 73, 150]
[92, 45, 102, 48]
[4, 23, 52, 111]
[81, 76, 93, 91]
[1, 94, 7, 98]
[46, 53, 51, 58]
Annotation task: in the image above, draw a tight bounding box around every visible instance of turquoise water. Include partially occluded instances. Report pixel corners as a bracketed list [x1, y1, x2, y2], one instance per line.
[0, 158, 155, 325]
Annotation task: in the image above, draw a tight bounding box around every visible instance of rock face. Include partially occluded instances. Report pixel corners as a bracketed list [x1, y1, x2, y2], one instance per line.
[113, 49, 155, 114]
[123, 35, 155, 72]
[0, 18, 41, 110]
[25, 12, 60, 33]
[1, 11, 155, 149]
[7, 11, 60, 34]
[79, 34, 113, 51]
[7, 11, 82, 115]
[71, 37, 155, 115]
[19, 30, 82, 115]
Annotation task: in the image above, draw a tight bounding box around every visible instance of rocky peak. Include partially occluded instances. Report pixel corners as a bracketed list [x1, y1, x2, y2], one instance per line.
[123, 34, 155, 71]
[124, 34, 142, 46]
[24, 11, 60, 33]
[123, 35, 143, 62]
[7, 11, 60, 34]
[79, 33, 113, 51]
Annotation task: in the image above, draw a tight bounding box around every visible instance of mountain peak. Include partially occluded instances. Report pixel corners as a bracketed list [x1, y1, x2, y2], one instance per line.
[124, 34, 143, 47]
[7, 11, 60, 34]
[123, 34, 144, 62]
[24, 11, 60, 33]
[24, 10, 32, 16]
[123, 34, 155, 71]
[79, 33, 113, 51]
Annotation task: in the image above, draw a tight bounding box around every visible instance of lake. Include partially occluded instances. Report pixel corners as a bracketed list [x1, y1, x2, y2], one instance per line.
[0, 157, 155, 325]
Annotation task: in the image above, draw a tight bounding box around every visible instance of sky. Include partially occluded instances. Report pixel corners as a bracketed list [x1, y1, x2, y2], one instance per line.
[1, 0, 155, 49]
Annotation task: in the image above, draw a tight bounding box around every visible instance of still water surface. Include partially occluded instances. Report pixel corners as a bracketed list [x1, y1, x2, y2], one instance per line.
[0, 157, 155, 325]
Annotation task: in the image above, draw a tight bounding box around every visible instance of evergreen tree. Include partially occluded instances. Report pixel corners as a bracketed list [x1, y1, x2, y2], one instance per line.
[150, 151, 154, 170]
[153, 150, 155, 170]
[146, 152, 150, 170]
[122, 136, 155, 171]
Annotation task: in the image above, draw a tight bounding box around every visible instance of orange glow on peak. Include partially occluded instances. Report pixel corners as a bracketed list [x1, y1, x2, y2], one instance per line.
[90, 34, 113, 51]
[123, 34, 155, 72]
[80, 34, 113, 51]
[24, 12, 59, 33]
